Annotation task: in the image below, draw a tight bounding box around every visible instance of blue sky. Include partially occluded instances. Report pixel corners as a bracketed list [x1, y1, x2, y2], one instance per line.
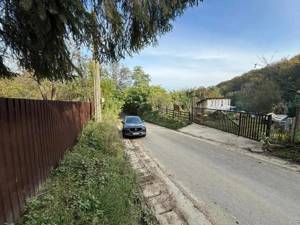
[122, 0, 300, 90]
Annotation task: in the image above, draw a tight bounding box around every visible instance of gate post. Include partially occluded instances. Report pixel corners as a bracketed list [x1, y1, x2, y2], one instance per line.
[266, 115, 272, 137]
[238, 112, 242, 136]
[292, 91, 300, 143]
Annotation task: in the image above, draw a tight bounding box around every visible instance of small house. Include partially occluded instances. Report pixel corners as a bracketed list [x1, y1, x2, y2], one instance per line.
[196, 97, 231, 111]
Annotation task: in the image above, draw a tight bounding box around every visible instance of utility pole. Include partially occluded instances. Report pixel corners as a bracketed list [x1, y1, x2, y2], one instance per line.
[93, 59, 102, 122]
[92, 10, 102, 122]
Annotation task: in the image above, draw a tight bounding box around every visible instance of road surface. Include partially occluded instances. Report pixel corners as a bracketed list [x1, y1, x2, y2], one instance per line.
[135, 123, 300, 225]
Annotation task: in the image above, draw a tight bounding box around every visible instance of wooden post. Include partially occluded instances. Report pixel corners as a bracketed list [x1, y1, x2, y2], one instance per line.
[93, 59, 102, 122]
[293, 91, 300, 142]
[238, 113, 242, 136]
[91, 10, 102, 123]
[266, 115, 272, 137]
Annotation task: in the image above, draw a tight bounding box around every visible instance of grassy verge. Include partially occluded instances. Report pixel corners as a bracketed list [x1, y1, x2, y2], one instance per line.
[142, 111, 190, 130]
[18, 121, 158, 225]
[266, 145, 300, 164]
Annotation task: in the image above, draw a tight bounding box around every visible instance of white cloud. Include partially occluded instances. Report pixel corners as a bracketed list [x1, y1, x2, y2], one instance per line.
[124, 44, 299, 90]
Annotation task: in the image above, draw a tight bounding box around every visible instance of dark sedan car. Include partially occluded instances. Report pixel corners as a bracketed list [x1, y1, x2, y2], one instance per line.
[122, 116, 146, 138]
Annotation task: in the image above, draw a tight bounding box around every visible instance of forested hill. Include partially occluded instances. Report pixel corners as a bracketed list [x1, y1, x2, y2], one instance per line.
[217, 54, 300, 114]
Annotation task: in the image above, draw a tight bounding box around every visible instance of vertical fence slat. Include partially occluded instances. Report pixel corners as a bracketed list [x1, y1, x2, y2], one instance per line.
[255, 115, 260, 140]
[20, 100, 34, 197]
[0, 98, 92, 224]
[14, 99, 27, 211]
[192, 107, 271, 141]
[251, 116, 255, 140]
[27, 100, 39, 194]
[0, 98, 11, 224]
[7, 99, 23, 220]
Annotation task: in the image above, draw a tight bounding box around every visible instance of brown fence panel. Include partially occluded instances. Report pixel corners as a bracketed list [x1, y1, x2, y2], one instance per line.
[0, 98, 93, 225]
[156, 108, 191, 123]
[193, 107, 272, 141]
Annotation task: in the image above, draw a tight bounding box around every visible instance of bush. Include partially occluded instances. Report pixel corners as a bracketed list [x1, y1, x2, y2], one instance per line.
[267, 146, 300, 164]
[143, 111, 189, 130]
[294, 130, 300, 144]
[19, 121, 157, 225]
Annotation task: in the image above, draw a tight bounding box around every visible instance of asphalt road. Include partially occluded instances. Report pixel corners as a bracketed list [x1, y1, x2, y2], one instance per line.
[136, 123, 300, 225]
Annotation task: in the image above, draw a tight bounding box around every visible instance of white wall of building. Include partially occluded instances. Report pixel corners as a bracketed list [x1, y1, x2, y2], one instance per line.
[206, 99, 231, 110]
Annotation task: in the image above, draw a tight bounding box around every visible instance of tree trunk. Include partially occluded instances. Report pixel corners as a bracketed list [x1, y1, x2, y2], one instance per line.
[36, 80, 48, 100]
[93, 59, 102, 122]
[51, 81, 57, 100]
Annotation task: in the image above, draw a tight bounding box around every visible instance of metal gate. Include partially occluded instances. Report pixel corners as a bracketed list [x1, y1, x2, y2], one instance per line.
[193, 107, 272, 141]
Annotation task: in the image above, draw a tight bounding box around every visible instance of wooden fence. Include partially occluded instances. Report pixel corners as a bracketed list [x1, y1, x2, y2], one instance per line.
[193, 107, 272, 141]
[158, 108, 191, 123]
[0, 98, 93, 225]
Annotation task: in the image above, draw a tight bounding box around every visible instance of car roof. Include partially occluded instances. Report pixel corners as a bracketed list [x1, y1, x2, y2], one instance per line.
[125, 115, 140, 118]
[124, 116, 142, 121]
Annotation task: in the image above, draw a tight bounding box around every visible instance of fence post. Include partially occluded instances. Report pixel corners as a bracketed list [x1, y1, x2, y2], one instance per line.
[266, 115, 272, 137]
[293, 105, 300, 142]
[238, 112, 242, 136]
[292, 92, 300, 143]
[191, 107, 194, 122]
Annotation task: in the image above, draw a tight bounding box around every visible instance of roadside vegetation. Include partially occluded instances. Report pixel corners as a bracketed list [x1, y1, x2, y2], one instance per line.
[143, 111, 189, 130]
[266, 146, 300, 164]
[18, 121, 158, 225]
[1, 52, 299, 160]
[218, 55, 300, 115]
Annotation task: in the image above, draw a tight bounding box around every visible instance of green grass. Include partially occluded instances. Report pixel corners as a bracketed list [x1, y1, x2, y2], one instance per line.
[294, 130, 300, 144]
[18, 121, 158, 225]
[143, 111, 189, 130]
[267, 146, 300, 164]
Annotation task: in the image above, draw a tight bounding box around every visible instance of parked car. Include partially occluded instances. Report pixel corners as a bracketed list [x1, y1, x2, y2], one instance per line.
[122, 116, 146, 138]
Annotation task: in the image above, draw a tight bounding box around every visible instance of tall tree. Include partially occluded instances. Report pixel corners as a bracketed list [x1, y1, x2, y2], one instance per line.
[0, 0, 201, 122]
[132, 66, 150, 87]
[105, 63, 132, 90]
[0, 0, 201, 79]
[236, 80, 282, 113]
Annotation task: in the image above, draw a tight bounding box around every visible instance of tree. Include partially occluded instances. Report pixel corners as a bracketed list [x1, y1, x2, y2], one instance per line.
[132, 66, 150, 87]
[0, 73, 41, 99]
[194, 86, 221, 99]
[0, 72, 60, 100]
[170, 89, 192, 111]
[122, 86, 151, 115]
[236, 80, 282, 113]
[105, 63, 132, 90]
[0, 0, 201, 80]
[148, 86, 172, 110]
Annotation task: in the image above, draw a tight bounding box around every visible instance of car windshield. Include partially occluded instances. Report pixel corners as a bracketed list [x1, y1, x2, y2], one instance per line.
[125, 117, 142, 124]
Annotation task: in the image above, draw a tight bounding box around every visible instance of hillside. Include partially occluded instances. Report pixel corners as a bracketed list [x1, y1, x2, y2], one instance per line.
[217, 54, 300, 114]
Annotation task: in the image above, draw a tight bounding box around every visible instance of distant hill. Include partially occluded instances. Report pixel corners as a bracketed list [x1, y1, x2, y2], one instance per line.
[217, 54, 300, 114]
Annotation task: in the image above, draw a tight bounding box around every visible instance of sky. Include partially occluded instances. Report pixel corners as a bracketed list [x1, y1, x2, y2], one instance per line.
[122, 0, 300, 90]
